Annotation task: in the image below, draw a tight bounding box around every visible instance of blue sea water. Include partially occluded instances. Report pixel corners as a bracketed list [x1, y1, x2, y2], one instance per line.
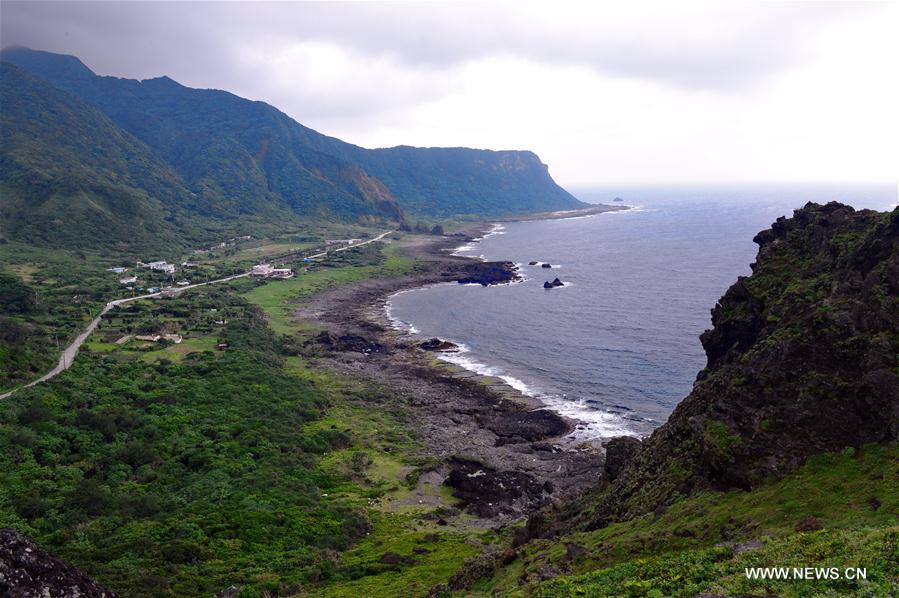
[386, 184, 898, 439]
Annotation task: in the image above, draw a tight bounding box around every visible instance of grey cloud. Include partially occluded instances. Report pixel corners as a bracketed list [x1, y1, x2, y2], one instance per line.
[2, 2, 865, 85]
[0, 1, 876, 127]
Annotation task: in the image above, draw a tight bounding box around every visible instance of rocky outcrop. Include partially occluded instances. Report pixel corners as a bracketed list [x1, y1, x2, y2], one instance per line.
[444, 458, 553, 518]
[457, 261, 518, 286]
[0, 529, 117, 597]
[483, 409, 570, 442]
[543, 278, 564, 289]
[589, 202, 899, 527]
[419, 338, 459, 352]
[313, 331, 384, 354]
[603, 436, 641, 481]
[541, 263, 553, 269]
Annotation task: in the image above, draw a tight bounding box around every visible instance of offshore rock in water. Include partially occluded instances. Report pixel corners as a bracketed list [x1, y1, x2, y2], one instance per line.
[419, 338, 459, 352]
[543, 278, 564, 289]
[541, 263, 553, 268]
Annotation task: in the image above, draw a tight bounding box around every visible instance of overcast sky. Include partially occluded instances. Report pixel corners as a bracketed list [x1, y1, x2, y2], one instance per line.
[2, 1, 897, 187]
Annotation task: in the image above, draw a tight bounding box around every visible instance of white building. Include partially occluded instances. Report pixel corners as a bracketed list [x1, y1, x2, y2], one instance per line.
[251, 264, 293, 279]
[270, 268, 294, 279]
[147, 261, 176, 274]
[251, 263, 274, 277]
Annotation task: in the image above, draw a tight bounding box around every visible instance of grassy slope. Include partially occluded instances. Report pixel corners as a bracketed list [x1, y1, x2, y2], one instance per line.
[474, 444, 898, 597]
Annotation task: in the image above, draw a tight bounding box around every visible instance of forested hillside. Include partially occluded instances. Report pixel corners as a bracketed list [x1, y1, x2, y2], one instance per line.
[1, 47, 585, 239]
[0, 63, 189, 252]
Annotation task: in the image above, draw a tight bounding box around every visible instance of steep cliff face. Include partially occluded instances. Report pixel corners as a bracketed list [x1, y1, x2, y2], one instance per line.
[590, 202, 898, 526]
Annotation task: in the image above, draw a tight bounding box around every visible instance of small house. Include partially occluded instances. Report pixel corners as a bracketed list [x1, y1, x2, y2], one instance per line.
[148, 261, 176, 273]
[251, 263, 274, 277]
[271, 268, 294, 279]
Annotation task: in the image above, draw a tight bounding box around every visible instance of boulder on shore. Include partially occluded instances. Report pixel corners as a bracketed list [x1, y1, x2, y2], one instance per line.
[543, 278, 564, 289]
[419, 338, 459, 352]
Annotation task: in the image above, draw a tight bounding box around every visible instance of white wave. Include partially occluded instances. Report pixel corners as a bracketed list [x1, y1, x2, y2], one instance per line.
[435, 344, 537, 397]
[383, 301, 419, 335]
[452, 222, 504, 257]
[383, 288, 438, 335]
[540, 396, 639, 439]
[436, 343, 636, 440]
[604, 205, 655, 215]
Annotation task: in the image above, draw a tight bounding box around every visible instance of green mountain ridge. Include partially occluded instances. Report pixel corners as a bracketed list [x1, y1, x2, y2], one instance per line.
[0, 62, 189, 252]
[1, 46, 586, 249]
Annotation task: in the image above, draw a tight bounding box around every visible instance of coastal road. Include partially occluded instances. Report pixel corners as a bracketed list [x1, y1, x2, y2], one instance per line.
[0, 230, 393, 400]
[306, 229, 394, 259]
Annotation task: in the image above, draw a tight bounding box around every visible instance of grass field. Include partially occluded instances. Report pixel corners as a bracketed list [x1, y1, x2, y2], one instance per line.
[243, 242, 415, 335]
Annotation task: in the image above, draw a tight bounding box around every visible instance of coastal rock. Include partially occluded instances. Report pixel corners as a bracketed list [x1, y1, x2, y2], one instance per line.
[444, 458, 551, 518]
[419, 338, 459, 352]
[603, 436, 641, 481]
[613, 197, 624, 202]
[528, 261, 539, 266]
[314, 331, 384, 354]
[541, 263, 553, 269]
[484, 409, 570, 441]
[543, 278, 564, 289]
[0, 529, 118, 597]
[457, 261, 518, 286]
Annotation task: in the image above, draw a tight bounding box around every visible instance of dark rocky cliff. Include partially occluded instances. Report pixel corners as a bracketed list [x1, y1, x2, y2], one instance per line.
[590, 202, 898, 527]
[1, 529, 117, 597]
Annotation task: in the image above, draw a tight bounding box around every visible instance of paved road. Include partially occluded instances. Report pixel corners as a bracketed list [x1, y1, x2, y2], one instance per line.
[0, 231, 393, 399]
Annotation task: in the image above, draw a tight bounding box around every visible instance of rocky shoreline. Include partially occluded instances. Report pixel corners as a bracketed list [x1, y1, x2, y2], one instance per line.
[295, 226, 606, 524]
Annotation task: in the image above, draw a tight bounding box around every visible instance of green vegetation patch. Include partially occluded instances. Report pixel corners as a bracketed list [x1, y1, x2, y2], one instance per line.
[534, 527, 898, 598]
[480, 444, 898, 596]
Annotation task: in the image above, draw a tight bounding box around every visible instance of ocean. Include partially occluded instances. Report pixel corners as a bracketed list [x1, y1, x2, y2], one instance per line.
[386, 184, 898, 439]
